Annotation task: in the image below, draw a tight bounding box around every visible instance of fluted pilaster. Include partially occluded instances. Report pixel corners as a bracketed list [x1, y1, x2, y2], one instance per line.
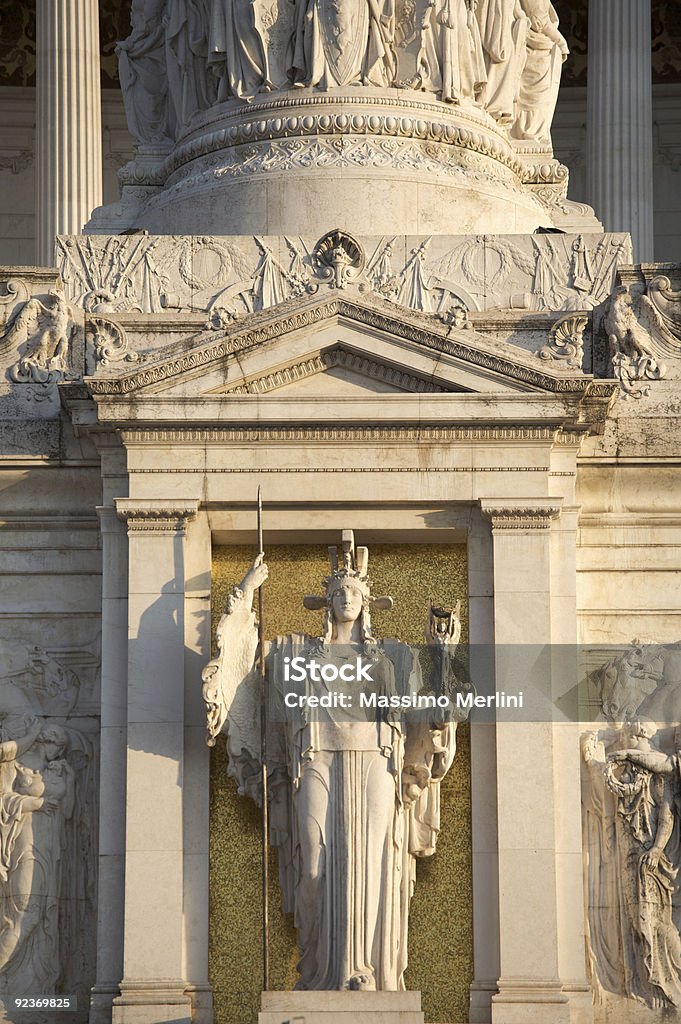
[586, 0, 654, 261]
[36, 0, 102, 265]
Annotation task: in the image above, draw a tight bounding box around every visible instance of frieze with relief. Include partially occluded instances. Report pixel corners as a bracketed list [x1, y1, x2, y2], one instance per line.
[0, 637, 99, 1020]
[582, 642, 681, 1011]
[56, 231, 632, 320]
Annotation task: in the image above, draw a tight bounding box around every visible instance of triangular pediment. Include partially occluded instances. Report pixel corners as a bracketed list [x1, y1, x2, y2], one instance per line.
[83, 294, 601, 402]
[206, 344, 471, 396]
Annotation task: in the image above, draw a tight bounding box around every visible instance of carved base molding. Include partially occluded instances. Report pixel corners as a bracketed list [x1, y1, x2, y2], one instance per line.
[492, 979, 593, 1024]
[258, 989, 425, 1024]
[86, 91, 601, 238]
[111, 981, 194, 1024]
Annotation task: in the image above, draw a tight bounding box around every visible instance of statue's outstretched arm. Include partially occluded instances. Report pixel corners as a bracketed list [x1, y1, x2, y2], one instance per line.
[609, 748, 675, 774]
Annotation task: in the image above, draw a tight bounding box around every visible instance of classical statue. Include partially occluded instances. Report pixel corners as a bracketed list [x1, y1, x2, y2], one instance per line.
[203, 531, 467, 990]
[416, 0, 486, 105]
[581, 643, 681, 1009]
[207, 0, 272, 99]
[583, 722, 681, 1008]
[0, 641, 96, 1010]
[287, 0, 397, 88]
[166, 0, 217, 124]
[511, 0, 568, 145]
[475, 0, 528, 124]
[115, 0, 569, 145]
[117, 0, 176, 145]
[0, 716, 75, 997]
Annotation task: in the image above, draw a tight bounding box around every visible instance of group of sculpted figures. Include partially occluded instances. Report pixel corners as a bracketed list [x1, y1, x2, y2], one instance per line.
[120, 0, 566, 146]
[582, 642, 681, 1009]
[203, 532, 466, 990]
[0, 640, 93, 1008]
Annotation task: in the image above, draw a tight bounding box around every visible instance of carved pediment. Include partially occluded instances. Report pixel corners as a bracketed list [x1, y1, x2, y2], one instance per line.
[83, 294, 602, 401]
[209, 345, 470, 396]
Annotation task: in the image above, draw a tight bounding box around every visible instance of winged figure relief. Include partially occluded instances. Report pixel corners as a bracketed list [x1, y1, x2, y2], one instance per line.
[0, 291, 75, 383]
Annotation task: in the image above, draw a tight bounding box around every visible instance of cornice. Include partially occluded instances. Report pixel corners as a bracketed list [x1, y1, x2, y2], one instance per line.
[114, 498, 200, 534]
[480, 498, 563, 530]
[84, 298, 603, 399]
[220, 346, 458, 395]
[119, 425, 558, 444]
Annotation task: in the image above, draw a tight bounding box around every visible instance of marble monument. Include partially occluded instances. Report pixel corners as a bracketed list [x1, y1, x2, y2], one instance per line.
[0, 2, 680, 1024]
[202, 533, 466, 1004]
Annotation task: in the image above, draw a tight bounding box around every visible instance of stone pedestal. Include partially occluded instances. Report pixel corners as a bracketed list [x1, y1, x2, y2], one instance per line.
[586, 0, 654, 261]
[87, 89, 601, 238]
[35, 0, 102, 264]
[259, 991, 425, 1024]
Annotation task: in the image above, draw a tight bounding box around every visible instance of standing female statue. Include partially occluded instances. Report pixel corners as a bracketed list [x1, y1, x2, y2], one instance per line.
[475, 0, 529, 124]
[203, 531, 465, 990]
[415, 0, 486, 106]
[117, 0, 176, 145]
[208, 0, 273, 99]
[287, 0, 397, 89]
[511, 0, 568, 145]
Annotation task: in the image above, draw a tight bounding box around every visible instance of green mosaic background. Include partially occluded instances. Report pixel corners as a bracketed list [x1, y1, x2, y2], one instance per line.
[210, 543, 472, 1024]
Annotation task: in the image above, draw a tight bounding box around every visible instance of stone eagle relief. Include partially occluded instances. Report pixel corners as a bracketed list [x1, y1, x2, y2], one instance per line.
[119, 0, 567, 144]
[202, 532, 469, 991]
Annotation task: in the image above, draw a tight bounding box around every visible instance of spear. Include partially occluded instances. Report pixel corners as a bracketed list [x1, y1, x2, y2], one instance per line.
[257, 487, 269, 991]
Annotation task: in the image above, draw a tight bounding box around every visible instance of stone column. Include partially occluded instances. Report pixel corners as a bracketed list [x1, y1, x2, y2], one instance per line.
[90, 505, 128, 1024]
[468, 506, 500, 1024]
[479, 499, 592, 1024]
[586, 0, 654, 261]
[112, 498, 199, 1024]
[35, 0, 103, 265]
[90, 435, 130, 1024]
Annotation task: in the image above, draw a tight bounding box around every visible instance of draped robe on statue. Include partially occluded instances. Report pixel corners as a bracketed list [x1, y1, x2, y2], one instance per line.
[203, 593, 458, 990]
[287, 0, 397, 89]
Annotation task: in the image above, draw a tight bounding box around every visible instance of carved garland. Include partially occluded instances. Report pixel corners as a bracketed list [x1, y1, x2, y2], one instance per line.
[159, 99, 533, 184]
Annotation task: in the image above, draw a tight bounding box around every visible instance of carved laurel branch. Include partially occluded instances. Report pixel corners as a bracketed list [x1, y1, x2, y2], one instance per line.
[85, 299, 610, 398]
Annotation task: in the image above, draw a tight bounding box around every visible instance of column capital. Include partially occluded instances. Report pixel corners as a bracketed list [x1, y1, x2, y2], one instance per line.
[479, 497, 563, 531]
[114, 498, 200, 534]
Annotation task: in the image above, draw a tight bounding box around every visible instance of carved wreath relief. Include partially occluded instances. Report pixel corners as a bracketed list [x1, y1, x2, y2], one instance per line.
[119, 0, 568, 146]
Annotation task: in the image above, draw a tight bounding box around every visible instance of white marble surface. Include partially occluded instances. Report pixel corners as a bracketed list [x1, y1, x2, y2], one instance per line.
[35, 0, 102, 264]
